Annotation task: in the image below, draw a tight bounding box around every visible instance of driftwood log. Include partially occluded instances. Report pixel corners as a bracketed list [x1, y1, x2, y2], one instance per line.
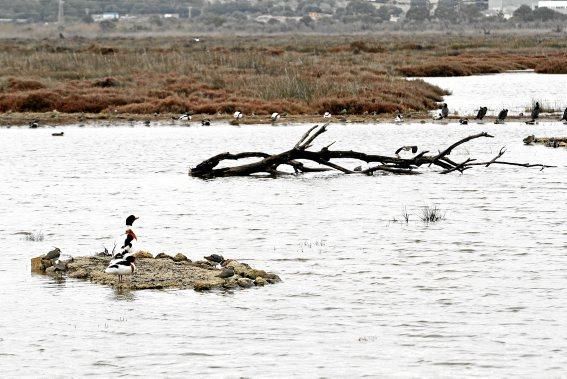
[189, 124, 554, 178]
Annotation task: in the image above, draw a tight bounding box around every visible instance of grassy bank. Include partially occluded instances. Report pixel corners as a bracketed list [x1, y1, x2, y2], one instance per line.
[0, 34, 566, 120]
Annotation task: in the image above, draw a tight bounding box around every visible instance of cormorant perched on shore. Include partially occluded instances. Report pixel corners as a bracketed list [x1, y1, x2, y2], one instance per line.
[560, 107, 567, 122]
[495, 109, 508, 124]
[475, 106, 487, 121]
[526, 102, 541, 124]
[440, 103, 449, 119]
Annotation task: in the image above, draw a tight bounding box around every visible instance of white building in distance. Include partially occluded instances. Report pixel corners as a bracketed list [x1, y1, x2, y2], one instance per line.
[537, 0, 567, 13]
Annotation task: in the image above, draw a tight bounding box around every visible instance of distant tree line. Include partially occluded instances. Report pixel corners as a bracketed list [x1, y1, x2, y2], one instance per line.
[0, 0, 565, 27]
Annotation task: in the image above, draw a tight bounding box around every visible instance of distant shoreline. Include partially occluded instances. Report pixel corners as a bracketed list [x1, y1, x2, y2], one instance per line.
[1, 112, 564, 127]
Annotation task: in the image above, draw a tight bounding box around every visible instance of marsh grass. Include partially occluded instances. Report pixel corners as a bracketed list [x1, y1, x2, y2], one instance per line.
[526, 99, 562, 113]
[419, 206, 446, 224]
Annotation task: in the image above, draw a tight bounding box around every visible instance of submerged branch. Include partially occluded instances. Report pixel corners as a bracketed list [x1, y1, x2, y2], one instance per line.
[188, 125, 552, 179]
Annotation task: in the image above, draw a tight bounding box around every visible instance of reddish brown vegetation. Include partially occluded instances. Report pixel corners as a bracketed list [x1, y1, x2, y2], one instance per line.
[0, 34, 565, 116]
[535, 59, 567, 74]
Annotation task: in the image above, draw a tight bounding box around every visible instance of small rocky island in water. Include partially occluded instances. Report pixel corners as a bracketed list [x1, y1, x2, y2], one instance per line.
[31, 251, 281, 291]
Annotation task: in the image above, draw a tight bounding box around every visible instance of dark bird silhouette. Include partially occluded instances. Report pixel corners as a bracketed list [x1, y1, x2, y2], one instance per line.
[560, 107, 567, 122]
[440, 103, 449, 119]
[459, 118, 469, 125]
[530, 102, 541, 122]
[495, 109, 508, 124]
[201, 119, 211, 126]
[204, 254, 224, 264]
[44, 247, 61, 261]
[51, 132, 64, 137]
[475, 106, 487, 120]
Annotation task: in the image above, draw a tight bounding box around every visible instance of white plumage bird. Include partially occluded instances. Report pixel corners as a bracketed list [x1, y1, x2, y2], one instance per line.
[233, 111, 244, 120]
[105, 255, 136, 283]
[323, 112, 332, 118]
[271, 112, 280, 122]
[179, 113, 192, 121]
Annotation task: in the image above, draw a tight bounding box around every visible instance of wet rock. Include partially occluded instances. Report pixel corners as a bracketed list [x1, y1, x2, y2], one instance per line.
[237, 278, 254, 288]
[226, 261, 268, 279]
[68, 268, 88, 279]
[193, 278, 224, 291]
[134, 251, 153, 259]
[222, 279, 239, 289]
[155, 253, 173, 260]
[266, 273, 282, 284]
[31, 256, 45, 273]
[173, 253, 188, 262]
[192, 260, 217, 270]
[217, 267, 235, 279]
[254, 277, 267, 286]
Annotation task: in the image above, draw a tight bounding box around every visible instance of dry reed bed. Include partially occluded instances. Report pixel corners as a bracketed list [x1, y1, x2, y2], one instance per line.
[0, 34, 566, 116]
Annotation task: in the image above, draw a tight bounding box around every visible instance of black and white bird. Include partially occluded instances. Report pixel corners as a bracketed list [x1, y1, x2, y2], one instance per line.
[560, 107, 567, 122]
[271, 112, 280, 122]
[395, 145, 418, 158]
[105, 255, 136, 283]
[459, 118, 469, 125]
[233, 111, 244, 120]
[475, 106, 487, 121]
[495, 109, 508, 124]
[201, 119, 211, 126]
[323, 112, 332, 119]
[394, 110, 403, 124]
[113, 215, 139, 260]
[29, 120, 39, 129]
[179, 112, 192, 121]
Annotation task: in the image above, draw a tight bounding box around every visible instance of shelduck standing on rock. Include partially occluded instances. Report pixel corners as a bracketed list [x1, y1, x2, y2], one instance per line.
[105, 255, 136, 283]
[113, 215, 139, 260]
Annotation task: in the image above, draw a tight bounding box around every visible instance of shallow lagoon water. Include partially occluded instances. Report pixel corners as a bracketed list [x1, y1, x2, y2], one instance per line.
[1, 119, 566, 376]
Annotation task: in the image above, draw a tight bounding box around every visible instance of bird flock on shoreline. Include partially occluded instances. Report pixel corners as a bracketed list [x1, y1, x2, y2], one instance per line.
[23, 103, 567, 130]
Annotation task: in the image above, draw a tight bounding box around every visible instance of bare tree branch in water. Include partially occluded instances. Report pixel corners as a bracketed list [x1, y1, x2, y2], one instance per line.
[189, 124, 555, 179]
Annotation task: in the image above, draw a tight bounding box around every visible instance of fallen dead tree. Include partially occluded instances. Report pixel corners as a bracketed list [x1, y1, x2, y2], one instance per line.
[189, 123, 554, 178]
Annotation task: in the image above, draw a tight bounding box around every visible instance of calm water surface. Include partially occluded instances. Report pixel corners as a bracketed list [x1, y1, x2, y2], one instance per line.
[1, 112, 567, 376]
